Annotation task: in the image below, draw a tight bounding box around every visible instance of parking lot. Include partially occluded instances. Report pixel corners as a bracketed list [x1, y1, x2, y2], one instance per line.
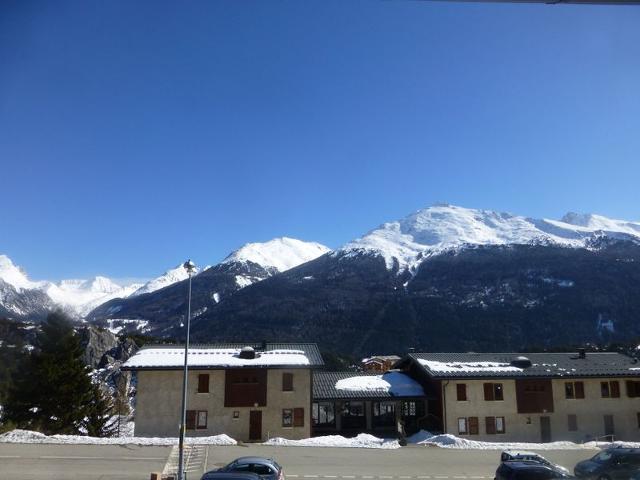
[0, 443, 599, 480]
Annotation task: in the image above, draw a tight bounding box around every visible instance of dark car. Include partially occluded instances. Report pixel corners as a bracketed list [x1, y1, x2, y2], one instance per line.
[202, 457, 284, 480]
[574, 448, 640, 480]
[202, 473, 263, 480]
[496, 461, 575, 480]
[501, 451, 570, 475]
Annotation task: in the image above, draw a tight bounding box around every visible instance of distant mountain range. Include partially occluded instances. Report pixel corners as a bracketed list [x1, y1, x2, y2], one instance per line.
[3, 204, 640, 356]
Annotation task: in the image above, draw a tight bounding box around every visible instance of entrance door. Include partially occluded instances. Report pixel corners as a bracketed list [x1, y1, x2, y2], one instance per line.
[604, 415, 615, 437]
[249, 410, 262, 441]
[540, 416, 551, 443]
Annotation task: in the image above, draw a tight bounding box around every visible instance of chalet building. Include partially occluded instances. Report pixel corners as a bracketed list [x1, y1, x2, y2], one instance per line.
[121, 343, 324, 442]
[361, 355, 401, 372]
[394, 351, 640, 443]
[311, 371, 433, 438]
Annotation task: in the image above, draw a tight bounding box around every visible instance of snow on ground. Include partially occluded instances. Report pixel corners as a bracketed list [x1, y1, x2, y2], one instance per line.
[0, 429, 237, 446]
[264, 433, 401, 449]
[335, 371, 424, 396]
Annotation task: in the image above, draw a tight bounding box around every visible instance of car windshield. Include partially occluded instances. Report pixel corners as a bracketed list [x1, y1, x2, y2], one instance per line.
[592, 452, 613, 463]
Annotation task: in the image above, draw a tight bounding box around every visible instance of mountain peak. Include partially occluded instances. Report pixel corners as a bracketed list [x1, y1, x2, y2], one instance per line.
[0, 254, 39, 291]
[223, 237, 330, 272]
[131, 263, 194, 296]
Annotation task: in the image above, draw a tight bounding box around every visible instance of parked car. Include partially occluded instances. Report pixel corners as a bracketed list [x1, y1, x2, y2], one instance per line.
[574, 448, 640, 480]
[496, 461, 575, 480]
[501, 451, 570, 475]
[202, 457, 285, 480]
[202, 473, 263, 480]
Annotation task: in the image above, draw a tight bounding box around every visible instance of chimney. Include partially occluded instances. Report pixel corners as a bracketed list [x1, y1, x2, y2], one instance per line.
[578, 348, 586, 359]
[408, 347, 416, 355]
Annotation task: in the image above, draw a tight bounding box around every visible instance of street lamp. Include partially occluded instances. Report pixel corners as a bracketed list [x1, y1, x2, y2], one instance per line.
[178, 259, 197, 480]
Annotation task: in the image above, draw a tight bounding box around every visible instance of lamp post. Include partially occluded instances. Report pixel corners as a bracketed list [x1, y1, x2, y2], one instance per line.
[178, 259, 197, 480]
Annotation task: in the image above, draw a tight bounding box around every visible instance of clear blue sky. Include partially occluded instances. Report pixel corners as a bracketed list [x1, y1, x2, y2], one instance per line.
[1, 0, 639, 281]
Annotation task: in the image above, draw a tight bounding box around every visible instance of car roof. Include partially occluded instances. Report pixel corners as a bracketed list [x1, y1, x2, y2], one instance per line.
[503, 461, 554, 470]
[232, 457, 278, 465]
[504, 451, 540, 457]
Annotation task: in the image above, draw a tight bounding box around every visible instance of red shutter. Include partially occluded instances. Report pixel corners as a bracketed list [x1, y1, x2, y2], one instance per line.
[485, 416, 496, 435]
[293, 408, 305, 427]
[186, 410, 196, 430]
[484, 383, 494, 401]
[469, 416, 479, 435]
[611, 381, 620, 398]
[575, 382, 585, 399]
[283, 373, 294, 392]
[457, 384, 467, 401]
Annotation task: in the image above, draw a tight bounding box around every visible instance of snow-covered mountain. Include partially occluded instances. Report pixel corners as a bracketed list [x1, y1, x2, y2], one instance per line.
[339, 204, 640, 273]
[130, 264, 195, 297]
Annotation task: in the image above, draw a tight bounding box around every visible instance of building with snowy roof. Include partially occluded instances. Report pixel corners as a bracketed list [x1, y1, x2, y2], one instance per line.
[394, 351, 640, 443]
[312, 371, 433, 438]
[122, 343, 323, 442]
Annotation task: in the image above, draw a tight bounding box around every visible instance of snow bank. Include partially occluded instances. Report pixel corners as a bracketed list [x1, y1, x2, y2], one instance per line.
[407, 430, 598, 450]
[0, 429, 237, 446]
[264, 433, 400, 449]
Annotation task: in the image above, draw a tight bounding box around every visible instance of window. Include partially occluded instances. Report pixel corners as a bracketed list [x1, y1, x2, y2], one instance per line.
[186, 410, 207, 430]
[282, 373, 293, 392]
[565, 381, 584, 399]
[341, 401, 366, 429]
[282, 409, 293, 427]
[484, 383, 504, 401]
[486, 416, 506, 434]
[457, 417, 479, 435]
[627, 381, 640, 398]
[402, 401, 416, 416]
[637, 412, 640, 429]
[457, 384, 467, 401]
[458, 417, 468, 435]
[312, 402, 335, 426]
[601, 381, 620, 398]
[568, 414, 578, 432]
[373, 401, 396, 427]
[198, 374, 210, 393]
[294, 407, 305, 427]
[224, 369, 267, 407]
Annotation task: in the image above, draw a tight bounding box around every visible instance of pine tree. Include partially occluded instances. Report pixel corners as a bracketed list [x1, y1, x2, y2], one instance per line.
[4, 311, 116, 436]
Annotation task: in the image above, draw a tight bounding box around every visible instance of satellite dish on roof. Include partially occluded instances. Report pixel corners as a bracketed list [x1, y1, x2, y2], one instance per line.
[511, 356, 532, 368]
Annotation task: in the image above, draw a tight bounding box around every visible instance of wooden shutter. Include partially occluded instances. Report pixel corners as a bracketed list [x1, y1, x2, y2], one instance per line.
[198, 374, 209, 393]
[484, 383, 494, 401]
[186, 410, 196, 430]
[568, 414, 578, 432]
[485, 416, 496, 435]
[293, 408, 304, 427]
[469, 416, 479, 435]
[575, 382, 585, 399]
[283, 373, 293, 392]
[457, 384, 467, 401]
[611, 381, 620, 398]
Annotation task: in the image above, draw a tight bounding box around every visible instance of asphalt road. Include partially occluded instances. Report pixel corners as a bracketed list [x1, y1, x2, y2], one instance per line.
[0, 444, 599, 480]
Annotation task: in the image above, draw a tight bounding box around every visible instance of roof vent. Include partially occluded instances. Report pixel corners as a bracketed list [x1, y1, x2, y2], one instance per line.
[239, 346, 256, 359]
[578, 348, 586, 359]
[510, 356, 532, 369]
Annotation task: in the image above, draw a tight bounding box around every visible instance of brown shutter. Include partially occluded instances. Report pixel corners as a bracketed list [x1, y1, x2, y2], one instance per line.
[611, 381, 620, 398]
[485, 416, 496, 435]
[575, 382, 585, 399]
[469, 416, 479, 435]
[198, 374, 209, 393]
[283, 373, 293, 392]
[484, 383, 494, 401]
[293, 407, 304, 427]
[186, 410, 196, 430]
[457, 384, 467, 401]
[568, 414, 578, 431]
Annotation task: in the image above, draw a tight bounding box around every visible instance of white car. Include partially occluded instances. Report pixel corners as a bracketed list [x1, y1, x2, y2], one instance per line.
[500, 450, 571, 475]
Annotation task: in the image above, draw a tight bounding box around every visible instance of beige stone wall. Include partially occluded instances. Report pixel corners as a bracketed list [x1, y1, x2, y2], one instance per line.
[134, 368, 311, 441]
[442, 377, 640, 442]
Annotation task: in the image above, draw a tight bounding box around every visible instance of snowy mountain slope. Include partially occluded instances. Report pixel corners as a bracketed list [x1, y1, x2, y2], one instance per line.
[223, 237, 330, 272]
[0, 255, 44, 292]
[130, 264, 194, 297]
[339, 204, 640, 272]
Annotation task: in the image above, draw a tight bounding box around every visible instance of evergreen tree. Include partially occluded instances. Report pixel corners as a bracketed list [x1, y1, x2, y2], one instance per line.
[4, 311, 116, 436]
[83, 382, 117, 437]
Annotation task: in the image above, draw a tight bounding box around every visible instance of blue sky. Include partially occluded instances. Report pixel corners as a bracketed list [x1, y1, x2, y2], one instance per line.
[1, 0, 639, 281]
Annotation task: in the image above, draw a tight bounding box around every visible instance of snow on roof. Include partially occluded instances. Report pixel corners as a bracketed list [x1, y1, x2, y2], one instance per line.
[334, 371, 424, 397]
[418, 359, 523, 374]
[123, 347, 311, 369]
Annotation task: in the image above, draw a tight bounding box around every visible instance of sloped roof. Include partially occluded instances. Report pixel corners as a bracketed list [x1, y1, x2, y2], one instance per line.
[404, 352, 640, 379]
[313, 371, 429, 400]
[122, 343, 323, 370]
